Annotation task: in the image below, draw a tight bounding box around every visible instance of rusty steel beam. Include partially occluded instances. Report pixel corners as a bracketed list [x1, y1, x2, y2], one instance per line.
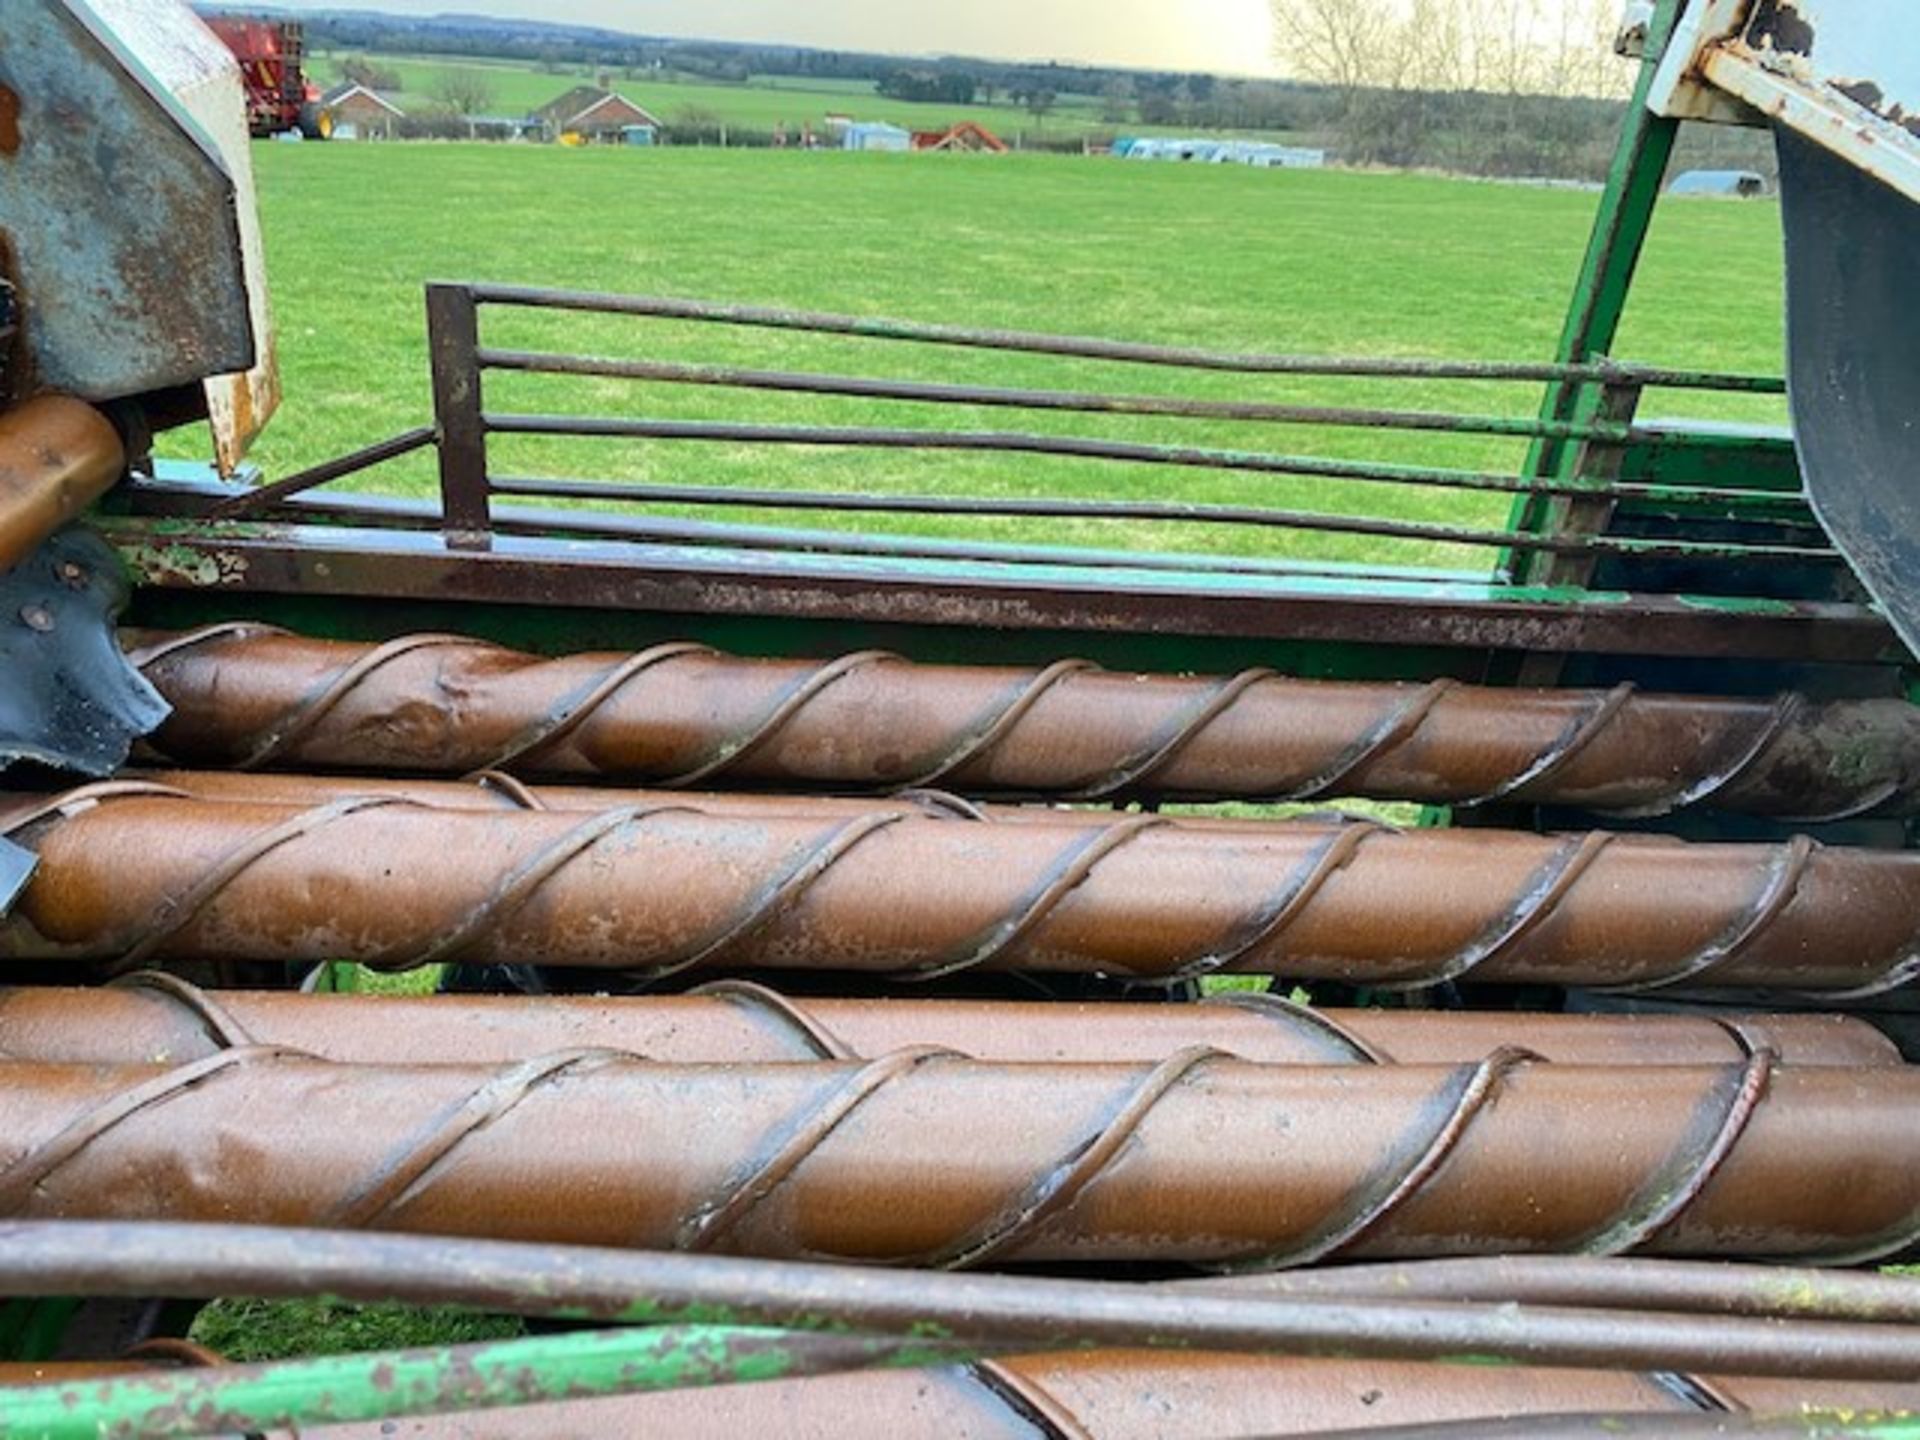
[0, 975, 1895, 1070]
[0, 396, 123, 573]
[291, 1357, 1920, 1440]
[0, 1050, 1917, 1266]
[4, 786, 1918, 993]
[125, 627, 1920, 821]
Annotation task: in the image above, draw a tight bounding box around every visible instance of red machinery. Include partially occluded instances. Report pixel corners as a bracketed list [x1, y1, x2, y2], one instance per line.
[203, 14, 329, 138]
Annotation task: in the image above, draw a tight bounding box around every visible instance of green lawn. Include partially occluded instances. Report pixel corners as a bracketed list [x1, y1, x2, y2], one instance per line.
[307, 51, 1133, 141]
[205, 144, 1787, 575]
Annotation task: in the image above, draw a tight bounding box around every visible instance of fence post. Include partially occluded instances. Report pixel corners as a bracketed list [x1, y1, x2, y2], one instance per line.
[425, 283, 492, 550]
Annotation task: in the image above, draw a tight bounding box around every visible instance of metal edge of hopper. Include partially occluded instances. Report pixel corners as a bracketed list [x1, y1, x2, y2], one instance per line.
[0, 0, 276, 470]
[67, 0, 282, 473]
[1778, 129, 1920, 659]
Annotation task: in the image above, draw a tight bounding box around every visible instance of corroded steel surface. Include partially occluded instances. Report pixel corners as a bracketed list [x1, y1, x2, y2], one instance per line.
[0, 976, 1894, 1070]
[292, 1356, 1920, 1440]
[126, 626, 1920, 819]
[4, 787, 1918, 993]
[0, 1051, 1916, 1265]
[0, 396, 123, 573]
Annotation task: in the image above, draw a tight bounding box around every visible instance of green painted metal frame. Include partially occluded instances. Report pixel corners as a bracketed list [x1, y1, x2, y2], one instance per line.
[0, 1302, 77, 1368]
[0, 1326, 960, 1440]
[1507, 0, 1688, 575]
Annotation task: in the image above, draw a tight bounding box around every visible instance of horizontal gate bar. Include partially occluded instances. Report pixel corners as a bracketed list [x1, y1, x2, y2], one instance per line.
[458, 286, 1789, 393]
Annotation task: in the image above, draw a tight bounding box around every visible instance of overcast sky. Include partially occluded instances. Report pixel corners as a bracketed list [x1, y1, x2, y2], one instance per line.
[281, 0, 1284, 76]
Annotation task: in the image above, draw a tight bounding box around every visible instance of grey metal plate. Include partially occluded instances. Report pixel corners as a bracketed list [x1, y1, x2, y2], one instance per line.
[1779, 129, 1920, 659]
[0, 0, 254, 400]
[0, 527, 170, 776]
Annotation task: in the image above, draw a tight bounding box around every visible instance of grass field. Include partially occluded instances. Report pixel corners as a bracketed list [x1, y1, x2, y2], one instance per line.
[215, 143, 1789, 574]
[306, 50, 1137, 140]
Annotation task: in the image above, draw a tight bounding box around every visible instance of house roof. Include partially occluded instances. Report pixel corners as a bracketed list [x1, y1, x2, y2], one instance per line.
[320, 82, 404, 116]
[914, 121, 1009, 153]
[535, 84, 660, 131]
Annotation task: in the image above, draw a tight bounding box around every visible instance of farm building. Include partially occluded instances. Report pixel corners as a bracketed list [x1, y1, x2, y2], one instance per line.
[534, 85, 661, 143]
[843, 121, 912, 152]
[1669, 168, 1768, 197]
[912, 122, 1009, 153]
[319, 82, 402, 140]
[1116, 137, 1327, 169]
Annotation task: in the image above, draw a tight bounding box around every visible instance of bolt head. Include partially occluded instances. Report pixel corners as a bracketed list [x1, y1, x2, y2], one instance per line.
[19, 604, 53, 633]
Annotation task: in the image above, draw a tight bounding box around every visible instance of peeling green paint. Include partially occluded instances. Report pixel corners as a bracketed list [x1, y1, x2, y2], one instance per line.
[0, 1326, 968, 1440]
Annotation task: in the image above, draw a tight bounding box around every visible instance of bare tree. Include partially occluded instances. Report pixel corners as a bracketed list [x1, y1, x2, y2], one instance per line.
[1273, 0, 1633, 103]
[1269, 0, 1397, 113]
[432, 69, 496, 117]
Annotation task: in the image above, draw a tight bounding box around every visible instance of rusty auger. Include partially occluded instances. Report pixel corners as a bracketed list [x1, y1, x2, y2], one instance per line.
[0, 974, 1895, 1068]
[4, 785, 1919, 993]
[1, 1047, 1918, 1266]
[127, 625, 1920, 820]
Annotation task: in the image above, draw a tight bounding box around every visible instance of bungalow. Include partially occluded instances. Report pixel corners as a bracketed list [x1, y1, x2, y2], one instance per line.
[534, 85, 662, 144]
[319, 82, 403, 140]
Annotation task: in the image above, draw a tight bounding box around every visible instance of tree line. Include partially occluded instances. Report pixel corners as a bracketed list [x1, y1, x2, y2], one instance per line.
[1270, 0, 1640, 176]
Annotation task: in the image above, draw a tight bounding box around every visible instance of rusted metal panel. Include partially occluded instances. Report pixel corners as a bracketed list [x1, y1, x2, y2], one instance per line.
[0, 1051, 1916, 1264]
[2, 975, 1894, 1069]
[0, 1, 257, 410]
[4, 787, 1918, 994]
[80, 0, 281, 472]
[1651, 0, 1920, 206]
[129, 625, 1920, 819]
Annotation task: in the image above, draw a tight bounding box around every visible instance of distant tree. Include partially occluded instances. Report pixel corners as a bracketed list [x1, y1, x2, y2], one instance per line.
[1268, 0, 1397, 114]
[340, 54, 401, 92]
[878, 68, 977, 105]
[432, 69, 495, 116]
[1100, 76, 1136, 124]
[1013, 85, 1057, 123]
